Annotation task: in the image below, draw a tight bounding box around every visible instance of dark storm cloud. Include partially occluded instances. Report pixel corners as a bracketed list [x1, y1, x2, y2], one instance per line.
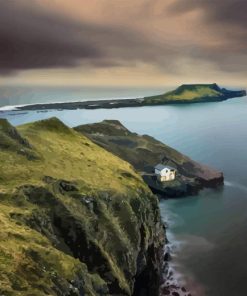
[169, 0, 247, 45]
[169, 0, 247, 26]
[0, 1, 155, 74]
[168, 0, 247, 71]
[0, 2, 101, 73]
[1, 0, 246, 77]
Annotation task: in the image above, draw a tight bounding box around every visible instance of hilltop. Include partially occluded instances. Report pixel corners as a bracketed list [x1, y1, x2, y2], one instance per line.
[15, 84, 246, 111]
[0, 117, 164, 296]
[75, 120, 224, 197]
[143, 83, 246, 104]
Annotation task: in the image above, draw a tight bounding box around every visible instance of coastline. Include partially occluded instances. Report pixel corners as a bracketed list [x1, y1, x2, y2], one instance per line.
[11, 95, 244, 111]
[0, 91, 246, 295]
[1, 84, 245, 112]
[0, 87, 244, 112]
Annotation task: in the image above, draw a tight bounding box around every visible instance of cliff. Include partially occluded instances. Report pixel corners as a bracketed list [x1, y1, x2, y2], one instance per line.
[0, 118, 164, 296]
[75, 120, 224, 197]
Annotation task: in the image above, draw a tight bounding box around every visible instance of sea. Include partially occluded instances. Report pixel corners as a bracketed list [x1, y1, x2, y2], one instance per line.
[1, 86, 247, 296]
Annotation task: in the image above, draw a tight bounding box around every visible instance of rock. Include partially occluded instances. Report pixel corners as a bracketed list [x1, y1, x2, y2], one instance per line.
[59, 180, 78, 192]
[164, 252, 172, 262]
[162, 287, 171, 295]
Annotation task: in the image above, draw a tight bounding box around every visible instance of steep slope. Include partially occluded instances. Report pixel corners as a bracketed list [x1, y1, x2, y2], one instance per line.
[0, 117, 164, 296]
[75, 120, 224, 197]
[0, 118, 39, 160]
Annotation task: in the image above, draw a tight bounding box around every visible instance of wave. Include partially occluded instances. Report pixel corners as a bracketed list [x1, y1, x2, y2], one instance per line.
[0, 105, 19, 111]
[0, 96, 136, 112]
[0, 101, 71, 111]
[161, 200, 213, 295]
[224, 180, 247, 192]
[161, 231, 211, 296]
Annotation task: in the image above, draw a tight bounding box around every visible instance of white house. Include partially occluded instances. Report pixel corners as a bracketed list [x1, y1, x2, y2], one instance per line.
[154, 164, 176, 182]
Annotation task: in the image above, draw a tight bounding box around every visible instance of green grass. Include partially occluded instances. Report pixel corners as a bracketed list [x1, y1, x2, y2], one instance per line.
[144, 83, 224, 104]
[75, 120, 191, 173]
[165, 84, 221, 100]
[0, 117, 146, 194]
[75, 119, 223, 196]
[0, 117, 161, 295]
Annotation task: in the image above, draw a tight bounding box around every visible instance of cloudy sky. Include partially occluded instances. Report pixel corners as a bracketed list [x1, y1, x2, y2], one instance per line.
[0, 0, 246, 87]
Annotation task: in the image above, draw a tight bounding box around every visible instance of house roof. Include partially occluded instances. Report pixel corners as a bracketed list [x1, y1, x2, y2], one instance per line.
[155, 163, 176, 171]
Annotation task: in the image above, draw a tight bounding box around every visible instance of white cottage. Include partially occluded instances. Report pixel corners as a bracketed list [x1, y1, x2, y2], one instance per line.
[154, 164, 176, 182]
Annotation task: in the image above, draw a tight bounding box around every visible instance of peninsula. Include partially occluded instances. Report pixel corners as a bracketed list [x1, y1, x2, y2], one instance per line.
[16, 84, 246, 111]
[75, 120, 224, 197]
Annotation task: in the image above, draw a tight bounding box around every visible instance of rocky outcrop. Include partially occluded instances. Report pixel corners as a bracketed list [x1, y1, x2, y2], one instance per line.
[0, 118, 165, 296]
[75, 120, 224, 198]
[9, 181, 164, 296]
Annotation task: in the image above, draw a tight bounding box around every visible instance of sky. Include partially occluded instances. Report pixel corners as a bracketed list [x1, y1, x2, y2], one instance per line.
[0, 0, 246, 87]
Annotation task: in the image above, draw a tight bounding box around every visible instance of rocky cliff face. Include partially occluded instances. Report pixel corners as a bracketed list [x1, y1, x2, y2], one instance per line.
[0, 118, 165, 296]
[75, 120, 224, 197]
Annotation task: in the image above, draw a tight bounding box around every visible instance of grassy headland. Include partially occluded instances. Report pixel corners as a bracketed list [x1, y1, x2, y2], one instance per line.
[0, 117, 164, 296]
[75, 120, 224, 197]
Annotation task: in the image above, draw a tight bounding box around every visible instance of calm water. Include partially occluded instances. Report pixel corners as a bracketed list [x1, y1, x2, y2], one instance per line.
[0, 85, 168, 108]
[1, 96, 247, 295]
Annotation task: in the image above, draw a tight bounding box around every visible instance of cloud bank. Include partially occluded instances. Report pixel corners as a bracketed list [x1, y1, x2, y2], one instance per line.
[0, 0, 246, 82]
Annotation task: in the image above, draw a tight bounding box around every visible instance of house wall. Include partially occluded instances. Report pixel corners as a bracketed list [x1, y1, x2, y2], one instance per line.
[157, 170, 176, 182]
[160, 176, 167, 182]
[160, 170, 168, 177]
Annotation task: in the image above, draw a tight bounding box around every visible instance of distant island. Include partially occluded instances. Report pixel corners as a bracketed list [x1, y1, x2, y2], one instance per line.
[16, 83, 246, 111]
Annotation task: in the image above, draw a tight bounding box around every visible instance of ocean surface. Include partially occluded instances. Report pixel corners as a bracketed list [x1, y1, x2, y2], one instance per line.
[0, 85, 168, 108]
[1, 92, 247, 296]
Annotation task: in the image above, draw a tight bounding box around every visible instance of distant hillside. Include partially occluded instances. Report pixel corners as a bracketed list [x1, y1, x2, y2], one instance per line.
[75, 120, 224, 197]
[143, 83, 246, 104]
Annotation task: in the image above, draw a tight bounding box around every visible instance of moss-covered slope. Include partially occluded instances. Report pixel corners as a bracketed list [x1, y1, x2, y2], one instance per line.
[0, 117, 164, 296]
[75, 120, 224, 197]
